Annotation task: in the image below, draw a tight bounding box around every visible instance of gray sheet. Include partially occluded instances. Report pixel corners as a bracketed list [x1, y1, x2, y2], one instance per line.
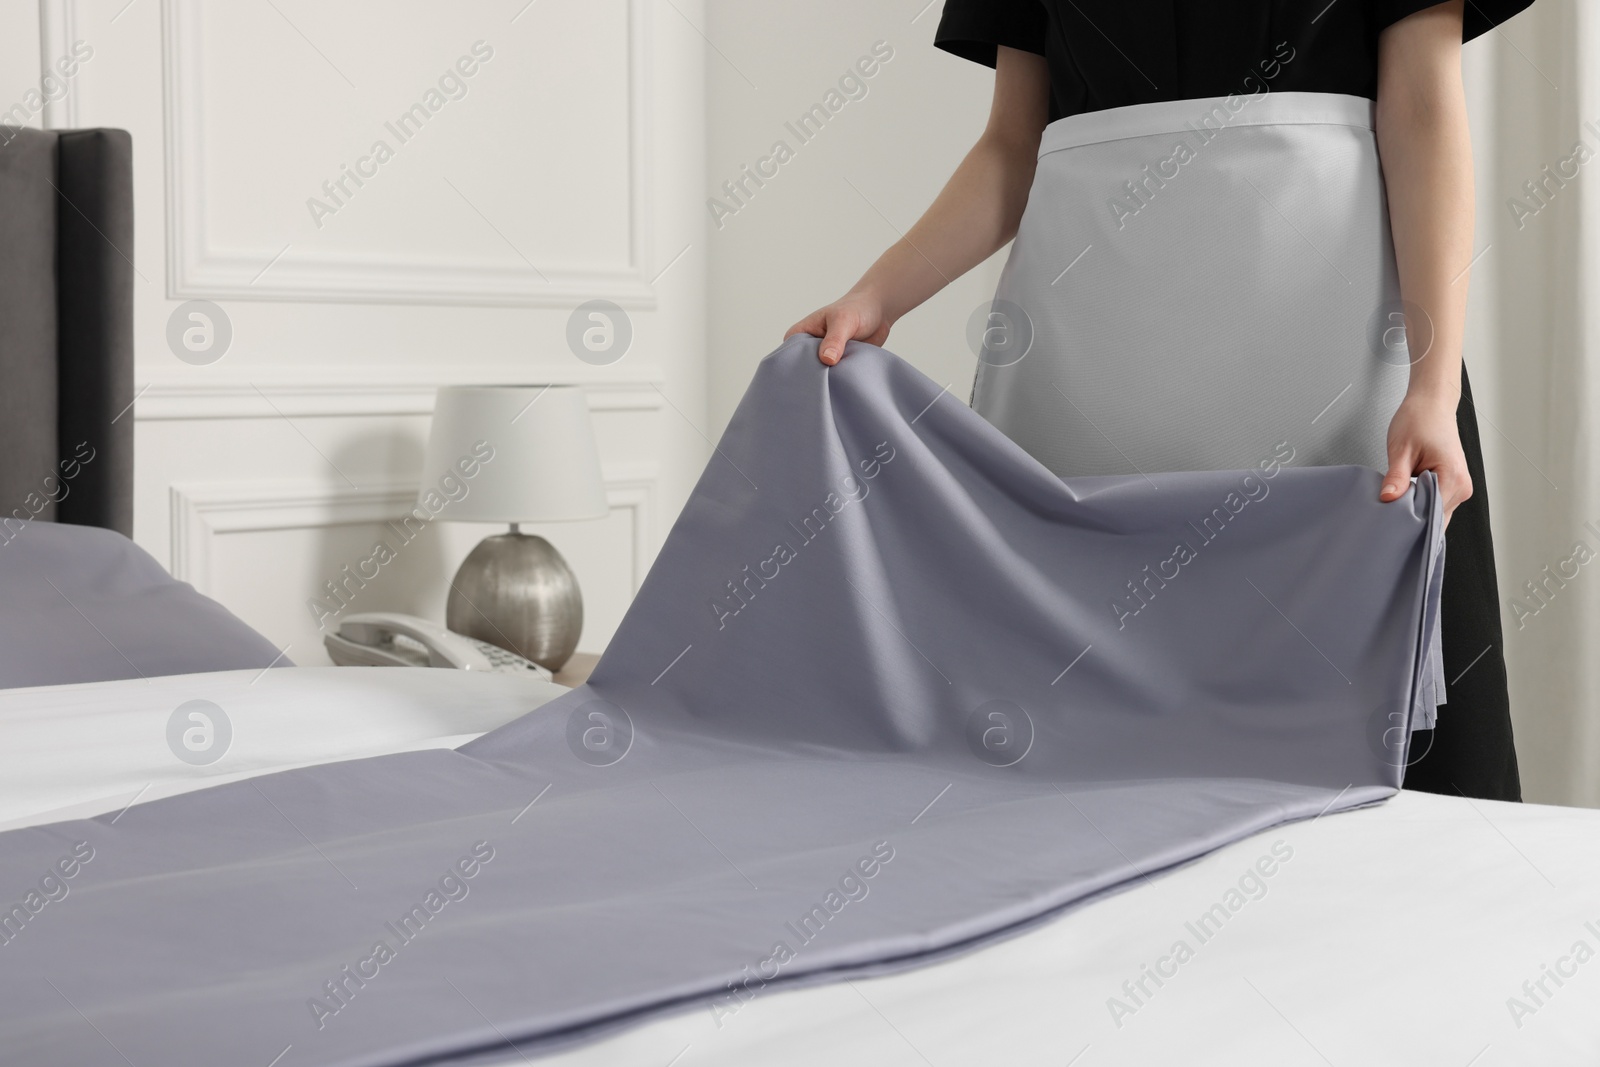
[0, 337, 1443, 1066]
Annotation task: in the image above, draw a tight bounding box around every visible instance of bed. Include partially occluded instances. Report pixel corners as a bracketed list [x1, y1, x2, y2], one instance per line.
[3, 669, 1595, 1066]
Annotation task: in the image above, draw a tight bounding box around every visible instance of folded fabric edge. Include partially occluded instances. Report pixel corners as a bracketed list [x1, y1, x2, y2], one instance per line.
[1407, 470, 1449, 736]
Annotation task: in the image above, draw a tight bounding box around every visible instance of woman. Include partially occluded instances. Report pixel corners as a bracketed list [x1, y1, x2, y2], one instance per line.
[788, 1, 1532, 800]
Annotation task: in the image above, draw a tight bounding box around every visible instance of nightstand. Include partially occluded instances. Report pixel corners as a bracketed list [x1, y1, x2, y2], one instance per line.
[553, 652, 600, 688]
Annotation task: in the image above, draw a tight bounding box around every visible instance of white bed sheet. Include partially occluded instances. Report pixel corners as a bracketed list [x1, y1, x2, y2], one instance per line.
[0, 667, 567, 830]
[3, 670, 1596, 1066]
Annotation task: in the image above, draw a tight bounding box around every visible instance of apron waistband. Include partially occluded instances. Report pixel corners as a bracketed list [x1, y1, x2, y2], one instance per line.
[1039, 91, 1376, 158]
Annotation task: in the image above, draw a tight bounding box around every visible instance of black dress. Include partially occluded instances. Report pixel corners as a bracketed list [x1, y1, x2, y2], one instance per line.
[936, 0, 1534, 801]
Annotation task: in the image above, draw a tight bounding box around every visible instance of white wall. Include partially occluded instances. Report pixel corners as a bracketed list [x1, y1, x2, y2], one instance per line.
[18, 0, 708, 665]
[704, 0, 1002, 433]
[0, 2, 42, 126]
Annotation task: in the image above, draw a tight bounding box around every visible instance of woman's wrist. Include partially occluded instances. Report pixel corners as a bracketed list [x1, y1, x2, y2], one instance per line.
[1397, 346, 1462, 412]
[1403, 347, 1463, 411]
[847, 281, 902, 329]
[1403, 375, 1462, 413]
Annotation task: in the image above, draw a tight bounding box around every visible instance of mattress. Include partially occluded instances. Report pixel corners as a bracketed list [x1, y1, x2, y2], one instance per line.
[5, 669, 1595, 1066]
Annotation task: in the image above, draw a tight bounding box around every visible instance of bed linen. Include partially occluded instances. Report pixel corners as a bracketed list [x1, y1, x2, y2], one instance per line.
[0, 337, 1448, 1066]
[0, 519, 290, 688]
[5, 672, 1595, 1067]
[0, 667, 570, 831]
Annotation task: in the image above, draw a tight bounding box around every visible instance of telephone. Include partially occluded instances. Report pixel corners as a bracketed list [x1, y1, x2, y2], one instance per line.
[324, 612, 552, 680]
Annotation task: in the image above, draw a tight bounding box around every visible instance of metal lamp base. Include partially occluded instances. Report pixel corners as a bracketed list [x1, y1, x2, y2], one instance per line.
[445, 530, 582, 672]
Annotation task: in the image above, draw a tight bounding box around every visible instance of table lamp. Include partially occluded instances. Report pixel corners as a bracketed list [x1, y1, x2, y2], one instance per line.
[420, 385, 607, 671]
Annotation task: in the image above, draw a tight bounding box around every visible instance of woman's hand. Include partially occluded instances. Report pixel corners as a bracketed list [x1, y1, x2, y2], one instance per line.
[1380, 392, 1472, 524]
[785, 290, 891, 366]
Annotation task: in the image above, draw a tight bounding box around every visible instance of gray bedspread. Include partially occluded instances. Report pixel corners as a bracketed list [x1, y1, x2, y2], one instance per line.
[0, 337, 1443, 1066]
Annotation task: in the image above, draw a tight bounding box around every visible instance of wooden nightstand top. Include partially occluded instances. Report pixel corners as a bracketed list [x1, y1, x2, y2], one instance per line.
[553, 652, 600, 688]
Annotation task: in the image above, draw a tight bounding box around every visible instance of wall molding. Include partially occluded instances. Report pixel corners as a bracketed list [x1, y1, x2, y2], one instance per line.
[133, 365, 667, 420]
[168, 461, 658, 598]
[160, 0, 656, 307]
[37, 0, 79, 128]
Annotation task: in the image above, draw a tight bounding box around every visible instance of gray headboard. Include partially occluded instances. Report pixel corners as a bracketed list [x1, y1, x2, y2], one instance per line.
[0, 126, 134, 536]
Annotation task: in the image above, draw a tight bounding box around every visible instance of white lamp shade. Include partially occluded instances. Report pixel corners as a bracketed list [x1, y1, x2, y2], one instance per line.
[419, 386, 608, 524]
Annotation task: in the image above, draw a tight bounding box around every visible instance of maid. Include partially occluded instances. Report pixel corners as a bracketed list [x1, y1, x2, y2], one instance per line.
[788, 0, 1534, 800]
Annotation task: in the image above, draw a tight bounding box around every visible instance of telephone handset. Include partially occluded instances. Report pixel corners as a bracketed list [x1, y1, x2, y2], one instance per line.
[324, 612, 552, 680]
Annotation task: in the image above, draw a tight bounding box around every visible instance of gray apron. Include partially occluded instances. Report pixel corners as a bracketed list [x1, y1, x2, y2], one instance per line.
[975, 92, 1412, 479]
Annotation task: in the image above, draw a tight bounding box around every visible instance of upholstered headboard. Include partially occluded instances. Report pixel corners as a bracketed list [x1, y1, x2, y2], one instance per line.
[0, 126, 134, 536]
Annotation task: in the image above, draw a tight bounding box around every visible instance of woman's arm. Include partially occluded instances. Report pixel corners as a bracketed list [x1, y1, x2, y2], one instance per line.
[1374, 0, 1475, 520]
[786, 46, 1052, 365]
